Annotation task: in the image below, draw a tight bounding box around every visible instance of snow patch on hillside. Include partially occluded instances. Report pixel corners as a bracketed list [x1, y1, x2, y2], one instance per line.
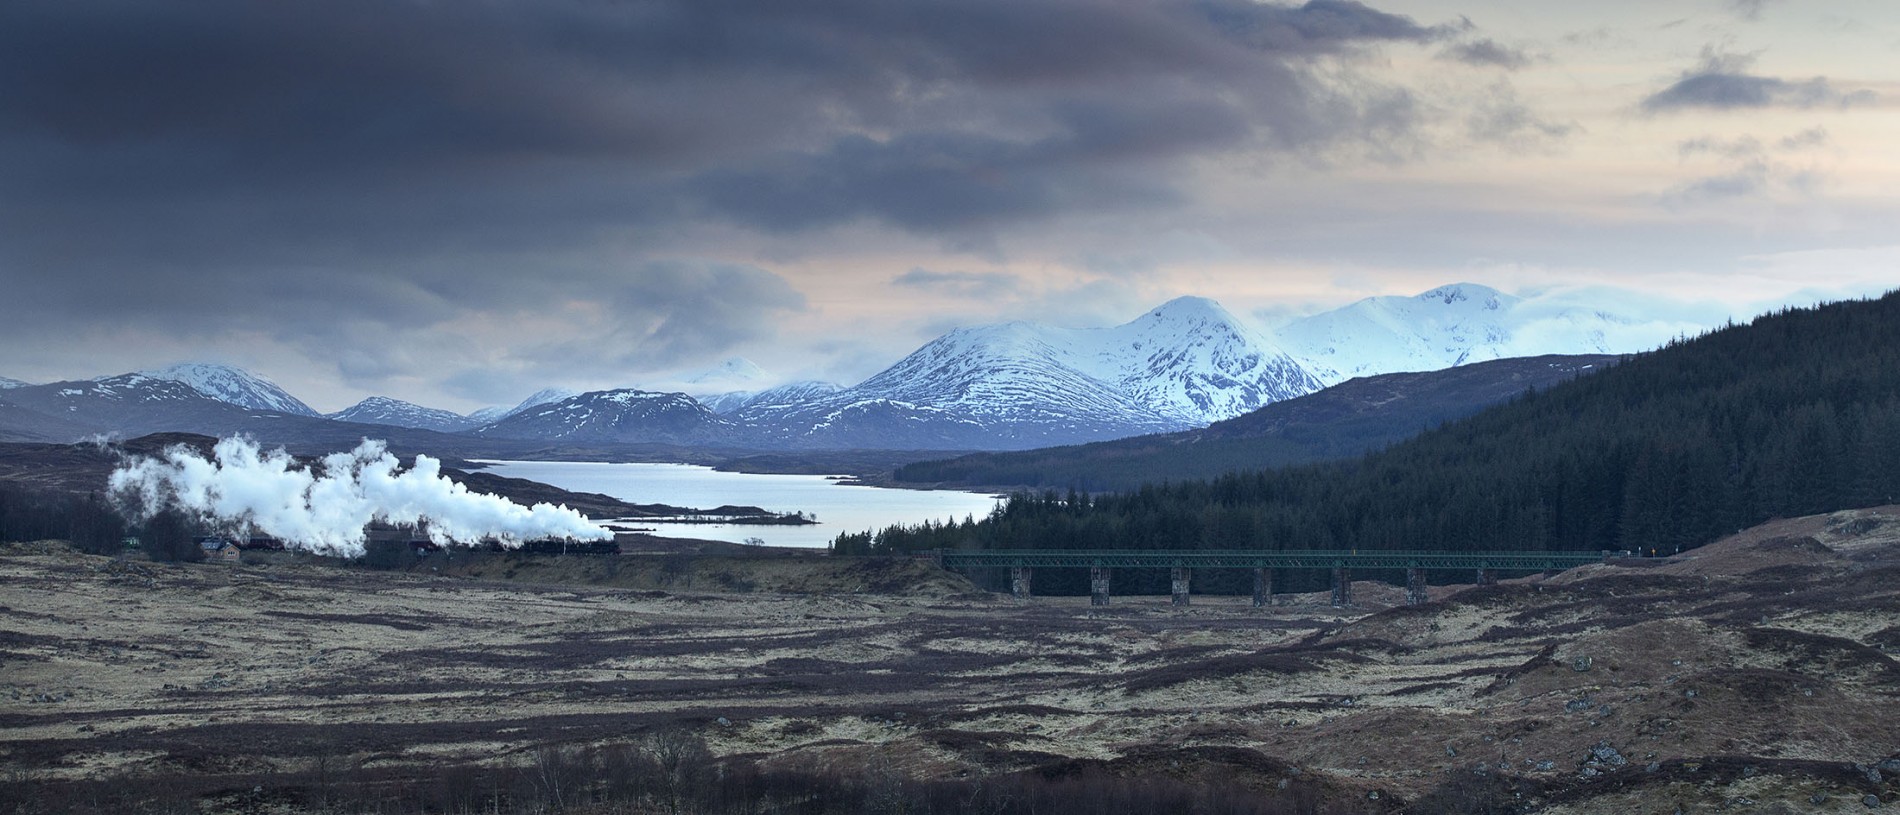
[139, 363, 319, 416]
[328, 396, 473, 433]
[1272, 283, 1697, 386]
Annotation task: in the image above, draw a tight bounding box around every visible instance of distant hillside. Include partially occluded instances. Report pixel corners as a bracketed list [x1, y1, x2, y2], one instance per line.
[0, 285, 1685, 453]
[1272, 282, 1655, 385]
[840, 291, 1900, 557]
[473, 389, 734, 445]
[0, 401, 104, 443]
[140, 363, 320, 416]
[894, 354, 1617, 492]
[0, 376, 567, 460]
[329, 396, 476, 433]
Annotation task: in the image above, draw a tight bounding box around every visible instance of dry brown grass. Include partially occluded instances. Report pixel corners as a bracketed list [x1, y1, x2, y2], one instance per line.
[5, 507, 1900, 812]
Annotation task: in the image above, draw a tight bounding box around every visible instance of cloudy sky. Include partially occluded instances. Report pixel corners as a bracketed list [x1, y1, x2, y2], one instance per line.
[2, 0, 1896, 412]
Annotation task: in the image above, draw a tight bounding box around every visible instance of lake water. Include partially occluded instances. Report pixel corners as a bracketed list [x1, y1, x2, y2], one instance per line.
[473, 460, 1002, 549]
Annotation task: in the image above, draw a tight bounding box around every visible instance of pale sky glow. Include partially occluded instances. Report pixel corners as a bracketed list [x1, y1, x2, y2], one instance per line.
[0, 0, 1895, 413]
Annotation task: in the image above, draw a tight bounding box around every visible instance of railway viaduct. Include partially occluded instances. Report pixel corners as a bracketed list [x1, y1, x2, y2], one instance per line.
[927, 549, 1622, 607]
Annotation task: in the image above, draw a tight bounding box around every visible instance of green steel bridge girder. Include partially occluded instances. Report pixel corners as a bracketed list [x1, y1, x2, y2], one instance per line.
[934, 549, 1613, 571]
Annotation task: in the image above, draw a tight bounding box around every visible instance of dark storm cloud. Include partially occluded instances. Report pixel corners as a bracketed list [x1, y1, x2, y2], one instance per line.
[1439, 38, 1535, 70]
[1642, 50, 1877, 113]
[1193, 0, 1446, 51]
[422, 260, 806, 403]
[0, 0, 1452, 391]
[0, 0, 1451, 239]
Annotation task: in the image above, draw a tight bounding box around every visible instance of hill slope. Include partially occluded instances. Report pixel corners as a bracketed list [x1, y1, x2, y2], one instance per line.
[328, 397, 475, 433]
[895, 354, 1618, 492]
[733, 297, 1322, 450]
[140, 363, 320, 416]
[843, 291, 1900, 556]
[474, 389, 736, 445]
[1273, 282, 1665, 385]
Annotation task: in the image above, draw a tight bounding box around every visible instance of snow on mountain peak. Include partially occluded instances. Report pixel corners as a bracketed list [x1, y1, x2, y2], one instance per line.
[465, 405, 514, 424]
[843, 296, 1322, 430]
[476, 387, 729, 443]
[464, 387, 581, 428]
[1415, 282, 1512, 310]
[1273, 284, 1680, 386]
[0, 376, 28, 389]
[138, 363, 319, 416]
[1138, 295, 1231, 323]
[327, 396, 473, 432]
[509, 387, 579, 415]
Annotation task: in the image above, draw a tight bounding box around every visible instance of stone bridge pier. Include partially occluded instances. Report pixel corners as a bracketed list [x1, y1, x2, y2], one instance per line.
[1331, 566, 1352, 607]
[1170, 567, 1191, 607]
[1090, 565, 1111, 606]
[1252, 567, 1273, 608]
[1010, 566, 1032, 599]
[1405, 567, 1429, 606]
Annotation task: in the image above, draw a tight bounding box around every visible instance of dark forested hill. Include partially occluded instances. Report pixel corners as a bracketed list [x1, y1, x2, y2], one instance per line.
[839, 291, 1900, 558]
[891, 354, 1618, 492]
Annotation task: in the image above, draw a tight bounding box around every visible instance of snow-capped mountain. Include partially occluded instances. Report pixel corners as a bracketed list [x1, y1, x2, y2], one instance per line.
[34, 374, 207, 408]
[726, 297, 1323, 449]
[475, 389, 732, 444]
[698, 391, 756, 414]
[0, 374, 255, 437]
[690, 358, 787, 413]
[464, 405, 514, 426]
[1272, 283, 1662, 386]
[463, 386, 584, 426]
[715, 380, 845, 415]
[0, 376, 28, 389]
[702, 379, 845, 415]
[0, 283, 1693, 451]
[507, 387, 579, 416]
[743, 397, 991, 449]
[138, 363, 319, 416]
[853, 296, 1317, 425]
[1102, 297, 1321, 423]
[327, 396, 475, 433]
[844, 321, 1180, 434]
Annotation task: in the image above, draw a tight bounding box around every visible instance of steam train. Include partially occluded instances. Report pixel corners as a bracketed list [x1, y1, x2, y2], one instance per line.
[514, 538, 621, 556]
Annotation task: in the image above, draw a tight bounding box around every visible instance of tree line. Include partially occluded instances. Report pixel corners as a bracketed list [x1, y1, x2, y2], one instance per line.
[0, 481, 202, 562]
[837, 292, 1900, 563]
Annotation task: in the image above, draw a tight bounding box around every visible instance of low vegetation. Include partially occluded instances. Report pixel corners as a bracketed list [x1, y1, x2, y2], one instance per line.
[6, 506, 1900, 813]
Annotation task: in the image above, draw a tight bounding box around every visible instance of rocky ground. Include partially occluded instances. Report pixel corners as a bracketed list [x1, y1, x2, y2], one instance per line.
[3, 508, 1900, 813]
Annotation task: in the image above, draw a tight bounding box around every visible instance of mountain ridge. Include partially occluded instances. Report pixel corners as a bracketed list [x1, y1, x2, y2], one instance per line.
[139, 363, 320, 417]
[328, 396, 477, 433]
[0, 284, 1696, 452]
[892, 353, 1620, 492]
[1272, 282, 1660, 385]
[847, 289, 1900, 559]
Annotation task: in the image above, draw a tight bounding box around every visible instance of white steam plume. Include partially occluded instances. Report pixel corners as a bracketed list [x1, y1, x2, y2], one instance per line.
[108, 437, 610, 557]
